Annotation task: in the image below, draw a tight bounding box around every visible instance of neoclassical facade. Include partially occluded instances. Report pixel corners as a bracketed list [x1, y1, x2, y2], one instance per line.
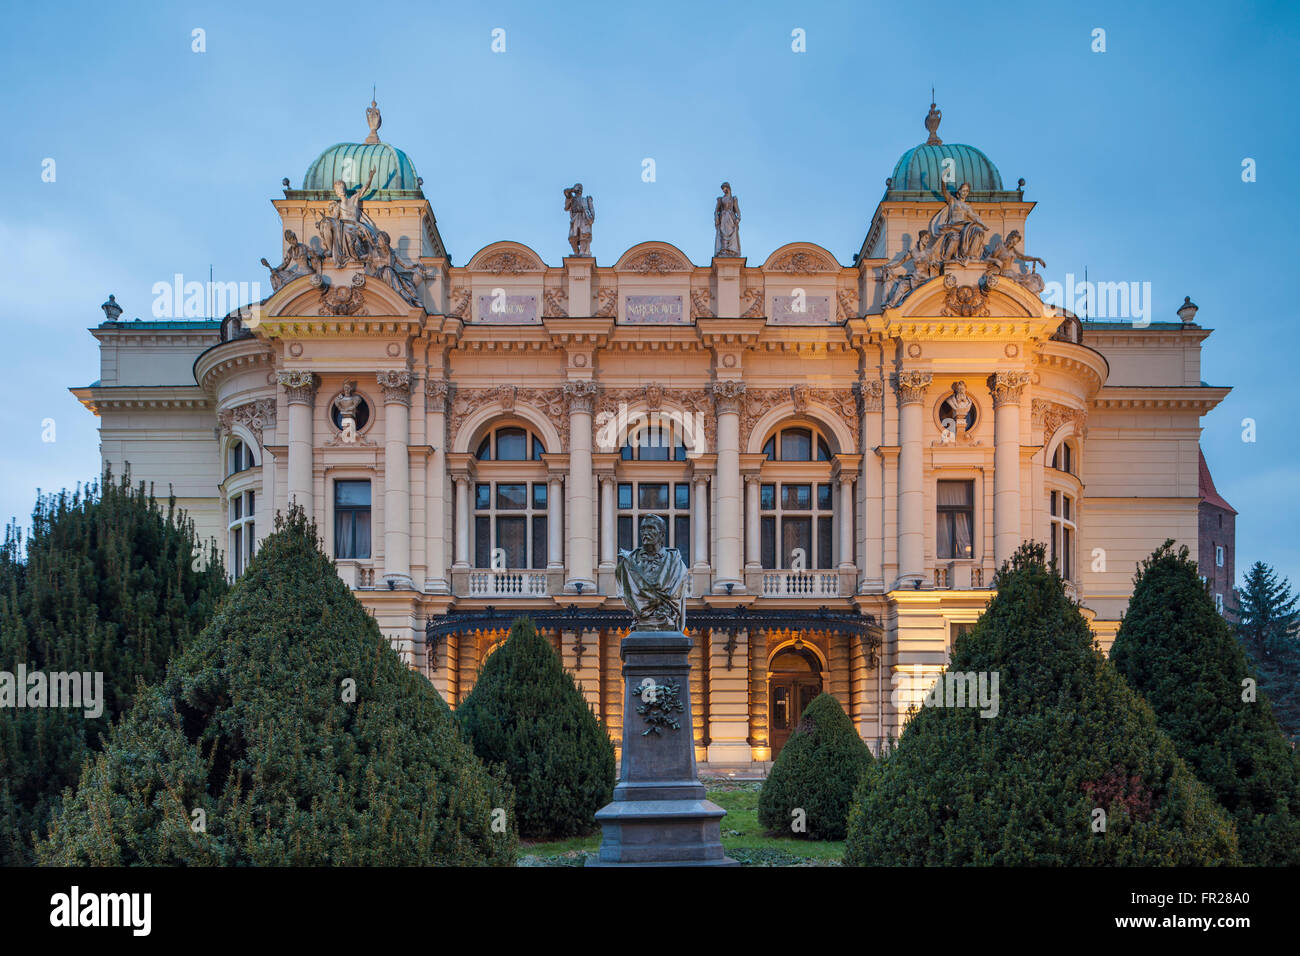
[72, 102, 1229, 764]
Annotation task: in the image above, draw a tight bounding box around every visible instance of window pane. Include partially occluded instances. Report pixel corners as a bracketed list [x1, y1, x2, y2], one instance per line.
[247, 523, 255, 558]
[638, 427, 669, 460]
[475, 483, 490, 510]
[674, 516, 691, 566]
[1063, 496, 1072, 521]
[1063, 527, 1073, 581]
[532, 516, 547, 569]
[354, 510, 371, 559]
[818, 516, 833, 568]
[233, 527, 242, 576]
[781, 484, 812, 510]
[618, 516, 633, 552]
[232, 495, 242, 520]
[495, 428, 526, 460]
[937, 480, 973, 508]
[782, 517, 812, 568]
[762, 436, 775, 460]
[497, 516, 526, 567]
[639, 483, 669, 510]
[475, 516, 491, 568]
[817, 437, 831, 461]
[532, 435, 545, 461]
[496, 483, 527, 510]
[247, 491, 255, 516]
[621, 443, 634, 461]
[817, 483, 833, 510]
[618, 483, 633, 510]
[761, 516, 776, 568]
[336, 480, 371, 507]
[533, 483, 548, 509]
[475, 436, 491, 460]
[760, 483, 775, 511]
[781, 428, 812, 461]
[675, 483, 691, 510]
[1049, 490, 1057, 517]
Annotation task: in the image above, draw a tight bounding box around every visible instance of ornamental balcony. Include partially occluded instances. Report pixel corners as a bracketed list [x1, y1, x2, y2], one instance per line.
[759, 570, 840, 598]
[467, 570, 549, 598]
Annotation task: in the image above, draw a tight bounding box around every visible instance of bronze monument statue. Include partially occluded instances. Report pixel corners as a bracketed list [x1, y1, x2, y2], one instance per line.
[614, 514, 687, 633]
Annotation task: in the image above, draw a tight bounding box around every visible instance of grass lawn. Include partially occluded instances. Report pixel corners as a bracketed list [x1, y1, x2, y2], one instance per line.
[516, 781, 844, 866]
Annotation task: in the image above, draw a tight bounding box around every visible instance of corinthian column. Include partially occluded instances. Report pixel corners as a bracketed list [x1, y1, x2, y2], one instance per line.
[895, 371, 932, 585]
[378, 371, 413, 588]
[989, 371, 1030, 566]
[425, 379, 450, 593]
[709, 380, 746, 591]
[855, 379, 884, 587]
[563, 380, 599, 591]
[278, 371, 318, 516]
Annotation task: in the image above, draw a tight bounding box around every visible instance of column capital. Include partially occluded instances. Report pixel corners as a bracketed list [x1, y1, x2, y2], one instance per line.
[854, 378, 884, 413]
[893, 370, 933, 405]
[424, 377, 451, 411]
[377, 370, 413, 406]
[562, 379, 600, 414]
[987, 370, 1031, 408]
[743, 473, 761, 487]
[708, 379, 747, 413]
[277, 370, 319, 405]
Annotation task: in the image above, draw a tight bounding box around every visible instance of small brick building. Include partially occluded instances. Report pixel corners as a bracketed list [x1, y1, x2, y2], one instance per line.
[1198, 447, 1237, 618]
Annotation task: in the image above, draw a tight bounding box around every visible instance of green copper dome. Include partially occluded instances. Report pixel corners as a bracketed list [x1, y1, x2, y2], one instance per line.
[884, 102, 1021, 201]
[295, 101, 425, 199]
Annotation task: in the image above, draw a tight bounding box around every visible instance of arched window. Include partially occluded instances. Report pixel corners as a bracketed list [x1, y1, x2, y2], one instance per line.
[762, 425, 831, 462]
[1050, 440, 1075, 475]
[621, 419, 688, 461]
[227, 439, 254, 477]
[475, 425, 546, 462]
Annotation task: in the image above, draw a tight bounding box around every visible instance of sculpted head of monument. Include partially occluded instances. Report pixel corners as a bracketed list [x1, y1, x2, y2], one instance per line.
[614, 514, 688, 633]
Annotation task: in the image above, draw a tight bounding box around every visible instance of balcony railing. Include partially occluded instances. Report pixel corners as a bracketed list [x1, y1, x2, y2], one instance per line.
[468, 570, 548, 598]
[761, 570, 839, 598]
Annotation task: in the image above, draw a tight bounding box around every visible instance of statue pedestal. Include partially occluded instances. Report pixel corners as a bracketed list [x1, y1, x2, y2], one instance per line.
[590, 631, 737, 866]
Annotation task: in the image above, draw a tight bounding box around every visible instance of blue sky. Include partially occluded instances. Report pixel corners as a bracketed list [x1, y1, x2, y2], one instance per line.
[3, 0, 1298, 592]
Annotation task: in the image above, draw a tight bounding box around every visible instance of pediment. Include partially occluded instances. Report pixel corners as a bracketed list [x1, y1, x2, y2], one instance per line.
[762, 242, 841, 274]
[261, 269, 420, 320]
[893, 271, 1049, 321]
[614, 242, 694, 274]
[465, 241, 547, 274]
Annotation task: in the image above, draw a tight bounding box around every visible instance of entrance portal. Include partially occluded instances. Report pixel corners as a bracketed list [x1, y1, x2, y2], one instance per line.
[768, 645, 823, 758]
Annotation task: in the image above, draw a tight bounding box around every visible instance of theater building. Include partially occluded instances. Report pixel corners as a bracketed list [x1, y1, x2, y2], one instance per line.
[71, 102, 1230, 765]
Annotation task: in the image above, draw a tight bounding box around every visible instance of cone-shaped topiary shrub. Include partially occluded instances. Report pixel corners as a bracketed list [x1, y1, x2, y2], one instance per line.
[0, 470, 228, 865]
[457, 618, 615, 839]
[845, 542, 1239, 866]
[758, 692, 872, 840]
[36, 507, 516, 866]
[1111, 541, 1300, 865]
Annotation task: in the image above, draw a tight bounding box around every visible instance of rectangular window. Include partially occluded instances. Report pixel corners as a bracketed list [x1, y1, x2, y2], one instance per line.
[760, 483, 775, 510]
[761, 516, 776, 569]
[496, 483, 527, 510]
[638, 483, 669, 510]
[475, 483, 490, 510]
[617, 483, 633, 510]
[1215, 592, 1224, 614]
[1063, 526, 1073, 581]
[1216, 545, 1225, 568]
[782, 516, 812, 568]
[817, 515, 833, 569]
[937, 480, 974, 560]
[817, 483, 833, 511]
[781, 484, 812, 510]
[533, 483, 548, 509]
[247, 491, 255, 516]
[674, 483, 691, 510]
[532, 516, 548, 569]
[232, 495, 242, 520]
[497, 516, 526, 567]
[334, 480, 372, 560]
[474, 515, 491, 568]
[674, 515, 691, 567]
[618, 515, 633, 553]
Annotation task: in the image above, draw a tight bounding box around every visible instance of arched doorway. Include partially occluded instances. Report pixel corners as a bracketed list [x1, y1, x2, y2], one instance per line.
[768, 644, 823, 758]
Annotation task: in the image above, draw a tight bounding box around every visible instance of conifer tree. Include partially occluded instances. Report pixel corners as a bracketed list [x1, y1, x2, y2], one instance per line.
[1234, 561, 1300, 741]
[1112, 543, 1300, 865]
[37, 508, 516, 866]
[845, 543, 1238, 866]
[457, 618, 615, 839]
[0, 471, 226, 864]
[758, 692, 872, 840]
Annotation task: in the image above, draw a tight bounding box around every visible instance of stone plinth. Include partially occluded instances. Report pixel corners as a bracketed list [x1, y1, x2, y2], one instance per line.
[591, 631, 736, 866]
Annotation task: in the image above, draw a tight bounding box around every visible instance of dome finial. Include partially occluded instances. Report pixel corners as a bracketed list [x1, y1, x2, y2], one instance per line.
[365, 90, 382, 145]
[925, 91, 942, 146]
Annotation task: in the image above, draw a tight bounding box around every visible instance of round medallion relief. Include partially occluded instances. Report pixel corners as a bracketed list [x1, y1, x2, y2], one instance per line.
[723, 354, 737, 368]
[288, 342, 303, 357]
[574, 354, 588, 367]
[1004, 343, 1019, 358]
[907, 343, 922, 359]
[386, 342, 401, 357]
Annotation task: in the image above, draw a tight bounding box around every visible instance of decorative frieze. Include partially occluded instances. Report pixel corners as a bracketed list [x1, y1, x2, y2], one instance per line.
[893, 371, 933, 405]
[425, 378, 450, 412]
[314, 273, 368, 316]
[447, 287, 472, 319]
[739, 286, 764, 318]
[543, 287, 568, 318]
[217, 398, 277, 445]
[277, 370, 319, 405]
[376, 370, 413, 405]
[624, 249, 689, 274]
[477, 250, 540, 275]
[595, 288, 618, 317]
[768, 249, 836, 273]
[836, 288, 859, 321]
[988, 370, 1031, 408]
[690, 289, 714, 319]
[738, 385, 857, 449]
[1031, 398, 1088, 440]
[446, 385, 568, 451]
[940, 275, 989, 318]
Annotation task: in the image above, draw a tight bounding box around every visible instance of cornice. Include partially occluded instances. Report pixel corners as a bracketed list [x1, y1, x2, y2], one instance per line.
[70, 385, 212, 416]
[1091, 385, 1230, 413]
[194, 337, 276, 393]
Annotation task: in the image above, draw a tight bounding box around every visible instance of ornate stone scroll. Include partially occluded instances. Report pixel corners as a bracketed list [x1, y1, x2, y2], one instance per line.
[894, 371, 933, 405]
[446, 385, 569, 451]
[624, 249, 689, 274]
[940, 274, 990, 318]
[277, 370, 319, 405]
[314, 273, 368, 316]
[217, 398, 277, 445]
[543, 287, 569, 318]
[562, 379, 601, 414]
[376, 370, 413, 405]
[736, 386, 857, 450]
[988, 371, 1031, 408]
[854, 379, 884, 414]
[1032, 398, 1088, 440]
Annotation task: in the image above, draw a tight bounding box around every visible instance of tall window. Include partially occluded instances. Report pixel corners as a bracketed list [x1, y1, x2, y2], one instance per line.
[762, 426, 831, 462]
[1050, 441, 1075, 475]
[759, 482, 834, 569]
[1215, 545, 1225, 568]
[617, 482, 692, 565]
[227, 439, 254, 477]
[475, 425, 546, 462]
[474, 481, 548, 569]
[621, 421, 688, 461]
[937, 480, 975, 559]
[228, 489, 255, 577]
[335, 480, 372, 559]
[1049, 490, 1075, 581]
